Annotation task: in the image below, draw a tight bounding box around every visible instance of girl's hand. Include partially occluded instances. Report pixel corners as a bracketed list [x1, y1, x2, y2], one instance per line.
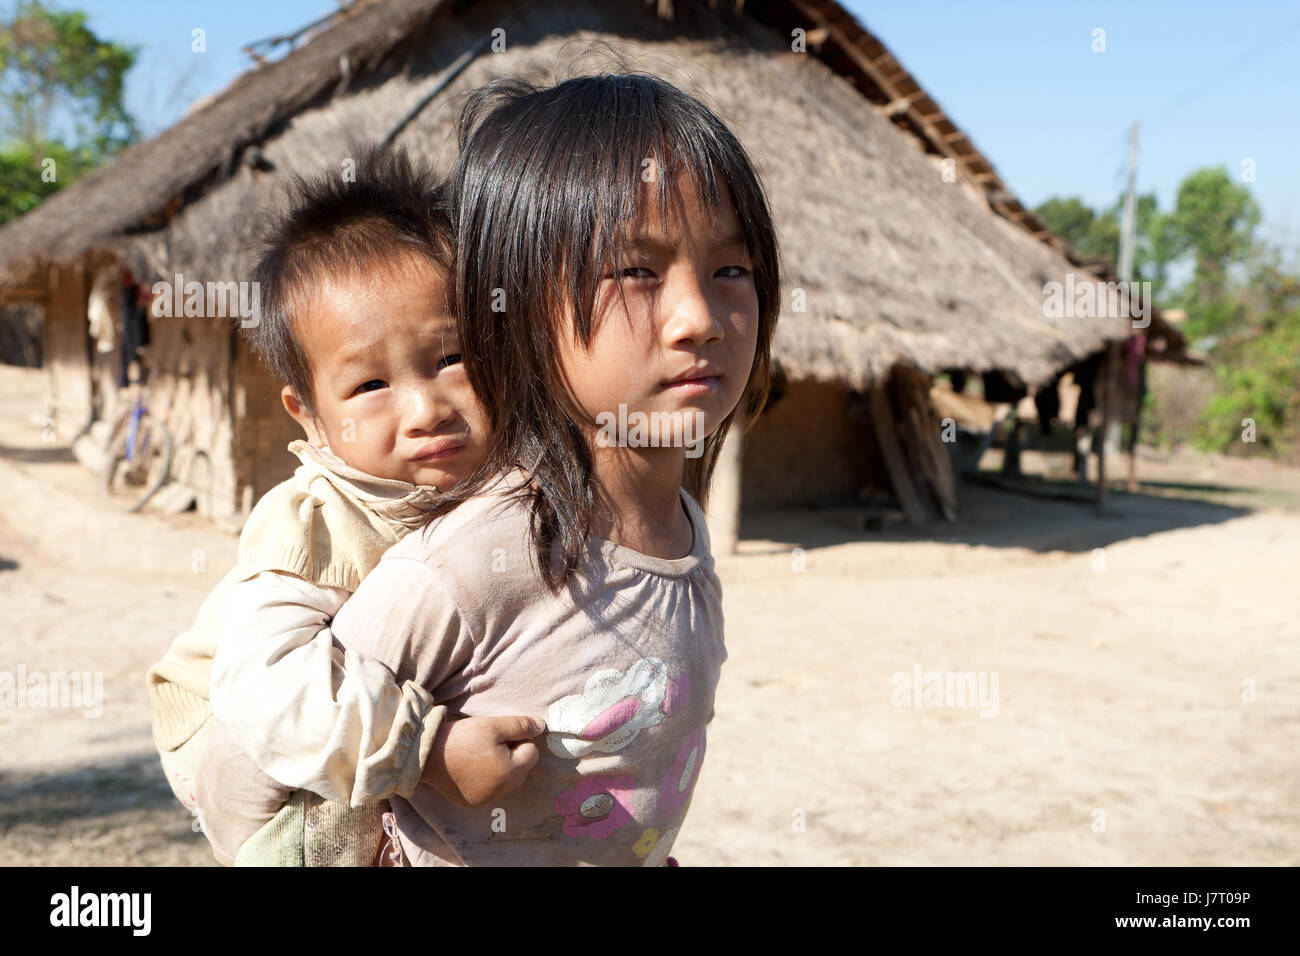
[421, 715, 546, 807]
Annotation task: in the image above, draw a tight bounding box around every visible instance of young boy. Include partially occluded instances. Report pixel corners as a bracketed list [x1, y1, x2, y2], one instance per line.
[146, 146, 542, 866]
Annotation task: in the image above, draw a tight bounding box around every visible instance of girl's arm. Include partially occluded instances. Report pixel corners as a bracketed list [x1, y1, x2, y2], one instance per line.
[209, 569, 446, 807]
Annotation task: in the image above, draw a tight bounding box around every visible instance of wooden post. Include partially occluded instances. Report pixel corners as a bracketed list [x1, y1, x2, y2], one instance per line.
[900, 368, 958, 522]
[706, 425, 743, 556]
[1000, 409, 1022, 478]
[42, 259, 92, 437]
[1127, 426, 1139, 493]
[1105, 122, 1139, 511]
[870, 381, 930, 527]
[1097, 342, 1117, 512]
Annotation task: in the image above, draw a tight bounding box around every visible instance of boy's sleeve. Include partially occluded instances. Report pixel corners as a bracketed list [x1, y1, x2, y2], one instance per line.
[209, 569, 446, 807]
[327, 555, 480, 802]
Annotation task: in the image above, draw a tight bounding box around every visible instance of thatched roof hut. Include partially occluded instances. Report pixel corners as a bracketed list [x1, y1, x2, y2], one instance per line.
[0, 0, 1165, 535]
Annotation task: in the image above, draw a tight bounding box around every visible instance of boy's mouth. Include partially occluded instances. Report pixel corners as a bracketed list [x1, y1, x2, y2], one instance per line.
[411, 436, 467, 462]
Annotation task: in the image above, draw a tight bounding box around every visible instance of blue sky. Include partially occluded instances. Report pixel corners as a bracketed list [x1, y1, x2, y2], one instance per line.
[852, 1, 1300, 247]
[59, 0, 1300, 246]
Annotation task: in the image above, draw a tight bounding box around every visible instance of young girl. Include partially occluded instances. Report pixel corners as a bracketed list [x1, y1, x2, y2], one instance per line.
[325, 72, 780, 865]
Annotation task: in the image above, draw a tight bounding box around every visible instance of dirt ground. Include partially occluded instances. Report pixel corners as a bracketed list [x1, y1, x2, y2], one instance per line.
[1, 364, 1296, 866]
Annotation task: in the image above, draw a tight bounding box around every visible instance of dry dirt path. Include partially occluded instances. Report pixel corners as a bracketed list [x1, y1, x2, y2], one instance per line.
[1, 366, 1295, 865]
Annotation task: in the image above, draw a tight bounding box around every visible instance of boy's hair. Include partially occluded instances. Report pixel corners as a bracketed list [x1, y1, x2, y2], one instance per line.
[439, 72, 780, 589]
[245, 144, 455, 418]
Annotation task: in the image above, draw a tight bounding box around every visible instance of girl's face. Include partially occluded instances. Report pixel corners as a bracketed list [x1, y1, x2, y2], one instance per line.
[558, 173, 760, 457]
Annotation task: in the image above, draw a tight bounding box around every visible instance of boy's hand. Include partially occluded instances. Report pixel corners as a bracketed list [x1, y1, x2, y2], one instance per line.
[421, 715, 546, 807]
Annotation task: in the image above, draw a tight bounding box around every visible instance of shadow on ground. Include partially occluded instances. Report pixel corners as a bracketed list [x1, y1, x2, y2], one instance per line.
[740, 480, 1254, 555]
[0, 751, 215, 865]
[0, 443, 77, 464]
[0, 751, 179, 828]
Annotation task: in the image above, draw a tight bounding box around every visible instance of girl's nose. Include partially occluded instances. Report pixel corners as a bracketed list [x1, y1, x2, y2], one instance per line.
[663, 274, 724, 347]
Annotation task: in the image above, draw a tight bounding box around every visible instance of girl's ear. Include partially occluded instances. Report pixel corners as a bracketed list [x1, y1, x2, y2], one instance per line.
[281, 385, 328, 447]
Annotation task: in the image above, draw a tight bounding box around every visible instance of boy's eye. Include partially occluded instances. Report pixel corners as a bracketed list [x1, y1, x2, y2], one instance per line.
[352, 379, 387, 395]
[438, 353, 462, 370]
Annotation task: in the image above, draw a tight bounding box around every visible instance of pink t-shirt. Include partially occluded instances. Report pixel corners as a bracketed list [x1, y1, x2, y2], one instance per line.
[329, 477, 726, 866]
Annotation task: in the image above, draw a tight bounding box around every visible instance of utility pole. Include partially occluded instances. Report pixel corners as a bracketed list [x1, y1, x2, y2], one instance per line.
[1117, 123, 1139, 285]
[1099, 121, 1139, 512]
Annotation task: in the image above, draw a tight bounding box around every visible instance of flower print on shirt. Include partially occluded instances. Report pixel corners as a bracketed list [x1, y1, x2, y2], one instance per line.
[554, 774, 636, 839]
[643, 826, 680, 867]
[546, 657, 669, 758]
[661, 673, 690, 717]
[632, 828, 660, 859]
[660, 728, 706, 820]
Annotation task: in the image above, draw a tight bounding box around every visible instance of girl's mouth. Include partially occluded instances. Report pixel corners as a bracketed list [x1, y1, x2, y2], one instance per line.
[661, 376, 720, 395]
[661, 364, 722, 392]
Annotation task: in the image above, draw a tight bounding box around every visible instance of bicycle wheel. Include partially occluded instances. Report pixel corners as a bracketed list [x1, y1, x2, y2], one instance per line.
[100, 412, 173, 512]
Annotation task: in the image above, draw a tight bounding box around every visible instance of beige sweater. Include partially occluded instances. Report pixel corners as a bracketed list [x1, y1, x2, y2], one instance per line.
[146, 440, 447, 801]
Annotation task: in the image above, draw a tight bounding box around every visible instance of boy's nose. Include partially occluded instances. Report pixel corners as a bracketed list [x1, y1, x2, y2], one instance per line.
[403, 385, 454, 435]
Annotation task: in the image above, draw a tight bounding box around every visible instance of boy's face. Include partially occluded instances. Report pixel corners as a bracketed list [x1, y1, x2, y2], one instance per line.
[558, 173, 759, 456]
[282, 254, 488, 490]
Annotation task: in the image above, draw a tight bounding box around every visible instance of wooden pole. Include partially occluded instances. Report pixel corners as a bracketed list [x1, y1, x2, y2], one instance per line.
[902, 369, 958, 522]
[706, 426, 743, 555]
[1127, 407, 1139, 493]
[870, 381, 931, 527]
[1103, 122, 1140, 513]
[1097, 342, 1118, 512]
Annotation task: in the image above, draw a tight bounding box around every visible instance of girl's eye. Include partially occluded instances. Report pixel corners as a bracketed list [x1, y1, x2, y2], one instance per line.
[438, 353, 462, 370]
[352, 379, 387, 395]
[614, 267, 656, 280]
[717, 266, 751, 279]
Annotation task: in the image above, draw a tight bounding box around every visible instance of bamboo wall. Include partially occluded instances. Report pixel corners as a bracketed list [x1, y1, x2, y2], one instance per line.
[742, 379, 887, 507]
[231, 331, 303, 516]
[41, 261, 91, 437]
[146, 309, 239, 520]
[36, 254, 306, 527]
[741, 371, 960, 524]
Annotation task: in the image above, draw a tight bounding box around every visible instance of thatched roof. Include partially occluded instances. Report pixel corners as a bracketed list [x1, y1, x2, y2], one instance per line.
[0, 0, 1150, 387]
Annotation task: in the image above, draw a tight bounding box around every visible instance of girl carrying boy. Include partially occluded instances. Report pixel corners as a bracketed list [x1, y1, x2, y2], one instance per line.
[189, 70, 780, 866]
[321, 72, 781, 865]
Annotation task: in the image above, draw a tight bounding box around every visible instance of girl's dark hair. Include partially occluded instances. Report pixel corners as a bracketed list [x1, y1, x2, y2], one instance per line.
[437, 72, 780, 589]
[245, 144, 454, 418]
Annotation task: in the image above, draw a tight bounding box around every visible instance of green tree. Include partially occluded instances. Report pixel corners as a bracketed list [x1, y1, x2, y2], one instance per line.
[1196, 245, 1300, 459]
[0, 0, 137, 224]
[1164, 167, 1261, 339]
[0, 138, 79, 220]
[1034, 193, 1173, 300]
[1034, 196, 1113, 262]
[1037, 166, 1296, 461]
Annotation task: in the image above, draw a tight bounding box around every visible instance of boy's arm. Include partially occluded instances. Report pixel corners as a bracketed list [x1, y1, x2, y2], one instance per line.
[209, 569, 445, 807]
[328, 555, 542, 805]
